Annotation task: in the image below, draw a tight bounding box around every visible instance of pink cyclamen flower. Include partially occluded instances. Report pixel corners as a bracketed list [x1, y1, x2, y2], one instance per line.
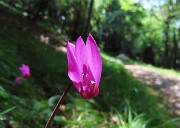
[67, 34, 102, 98]
[15, 76, 22, 84]
[19, 64, 30, 77]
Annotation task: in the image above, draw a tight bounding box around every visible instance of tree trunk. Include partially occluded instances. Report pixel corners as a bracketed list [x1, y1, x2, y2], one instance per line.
[172, 30, 178, 68]
[164, 24, 169, 61]
[71, 1, 82, 40]
[84, 0, 94, 38]
[163, 0, 172, 67]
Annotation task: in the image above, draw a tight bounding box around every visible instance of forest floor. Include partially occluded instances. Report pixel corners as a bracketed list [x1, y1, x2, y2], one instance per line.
[125, 64, 180, 117]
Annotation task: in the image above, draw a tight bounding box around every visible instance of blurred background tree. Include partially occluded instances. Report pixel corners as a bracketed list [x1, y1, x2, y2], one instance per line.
[1, 0, 179, 69]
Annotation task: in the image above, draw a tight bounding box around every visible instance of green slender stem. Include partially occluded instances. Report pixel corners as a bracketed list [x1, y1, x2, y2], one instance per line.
[45, 83, 72, 128]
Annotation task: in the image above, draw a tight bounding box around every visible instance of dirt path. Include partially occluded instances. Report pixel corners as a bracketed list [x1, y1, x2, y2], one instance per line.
[125, 64, 180, 116]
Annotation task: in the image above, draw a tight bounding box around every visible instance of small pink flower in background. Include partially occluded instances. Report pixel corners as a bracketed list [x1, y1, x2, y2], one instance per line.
[15, 76, 22, 84]
[20, 64, 30, 77]
[67, 34, 102, 98]
[15, 64, 30, 84]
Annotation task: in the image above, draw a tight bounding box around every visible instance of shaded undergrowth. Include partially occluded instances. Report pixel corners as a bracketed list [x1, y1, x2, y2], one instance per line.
[0, 18, 179, 128]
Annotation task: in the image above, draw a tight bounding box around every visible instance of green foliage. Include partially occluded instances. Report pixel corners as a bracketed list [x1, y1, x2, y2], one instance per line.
[0, 107, 16, 117]
[0, 2, 179, 127]
[0, 24, 178, 127]
[93, 0, 145, 56]
[92, 0, 180, 69]
[1, 0, 180, 69]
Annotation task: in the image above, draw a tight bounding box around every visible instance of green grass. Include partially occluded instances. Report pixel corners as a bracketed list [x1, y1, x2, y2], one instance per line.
[133, 61, 180, 79]
[145, 65, 180, 79]
[0, 22, 179, 127]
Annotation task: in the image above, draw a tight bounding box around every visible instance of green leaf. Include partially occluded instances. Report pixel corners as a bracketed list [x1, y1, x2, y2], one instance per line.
[48, 95, 61, 107]
[0, 107, 16, 117]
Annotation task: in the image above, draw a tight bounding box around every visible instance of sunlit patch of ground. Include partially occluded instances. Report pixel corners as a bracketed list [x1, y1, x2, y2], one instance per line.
[125, 64, 180, 116]
[39, 34, 67, 53]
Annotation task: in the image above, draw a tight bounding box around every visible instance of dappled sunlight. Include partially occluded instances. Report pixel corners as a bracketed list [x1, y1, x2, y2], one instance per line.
[39, 33, 67, 53]
[56, 46, 67, 53]
[40, 34, 50, 45]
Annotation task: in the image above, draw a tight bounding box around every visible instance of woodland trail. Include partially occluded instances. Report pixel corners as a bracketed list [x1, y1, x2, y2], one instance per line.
[125, 64, 180, 117]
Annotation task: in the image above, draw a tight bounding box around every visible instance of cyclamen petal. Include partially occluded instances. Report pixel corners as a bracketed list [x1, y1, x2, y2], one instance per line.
[67, 34, 102, 99]
[75, 36, 87, 72]
[15, 64, 30, 84]
[20, 64, 30, 77]
[86, 34, 102, 85]
[67, 42, 82, 83]
[15, 76, 22, 84]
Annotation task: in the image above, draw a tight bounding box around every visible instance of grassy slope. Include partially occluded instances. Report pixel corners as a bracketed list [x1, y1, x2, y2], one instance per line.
[0, 14, 179, 128]
[133, 61, 180, 79]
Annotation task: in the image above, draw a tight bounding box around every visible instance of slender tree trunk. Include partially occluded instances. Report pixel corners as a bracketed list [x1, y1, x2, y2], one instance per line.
[172, 30, 177, 68]
[164, 24, 169, 61]
[71, 1, 82, 40]
[163, 0, 172, 67]
[84, 0, 94, 38]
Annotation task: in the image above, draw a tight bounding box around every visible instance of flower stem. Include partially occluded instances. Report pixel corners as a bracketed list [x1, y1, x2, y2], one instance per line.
[45, 83, 73, 128]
